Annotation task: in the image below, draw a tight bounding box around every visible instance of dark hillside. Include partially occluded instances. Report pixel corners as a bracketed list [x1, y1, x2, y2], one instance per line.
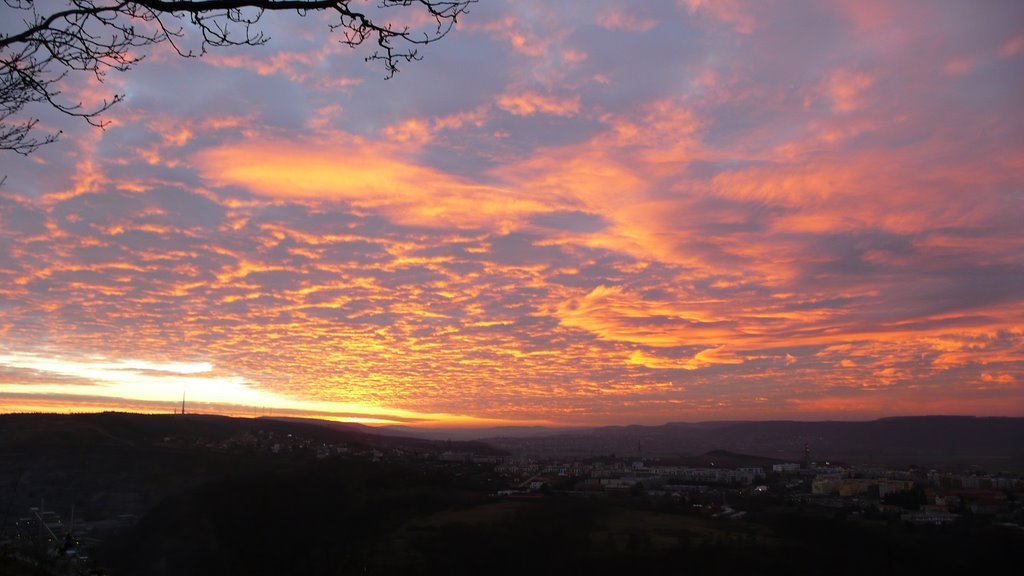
[95, 458, 487, 576]
[0, 412, 500, 525]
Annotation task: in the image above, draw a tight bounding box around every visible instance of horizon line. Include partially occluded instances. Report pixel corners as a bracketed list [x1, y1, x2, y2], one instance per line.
[1, 408, 1018, 430]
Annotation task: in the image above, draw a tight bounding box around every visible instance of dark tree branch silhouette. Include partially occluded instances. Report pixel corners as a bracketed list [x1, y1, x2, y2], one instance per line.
[0, 0, 474, 154]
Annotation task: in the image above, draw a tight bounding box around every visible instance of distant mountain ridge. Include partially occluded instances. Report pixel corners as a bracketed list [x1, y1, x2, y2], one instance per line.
[440, 416, 1024, 466]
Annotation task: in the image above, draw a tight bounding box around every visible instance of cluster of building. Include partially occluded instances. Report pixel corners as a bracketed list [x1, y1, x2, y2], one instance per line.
[160, 429, 405, 460]
[485, 454, 1024, 528]
[3, 502, 99, 574]
[157, 427, 1024, 531]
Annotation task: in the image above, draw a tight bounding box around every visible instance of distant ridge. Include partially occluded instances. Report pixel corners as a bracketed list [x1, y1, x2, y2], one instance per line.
[378, 424, 586, 441]
[476, 416, 1024, 466]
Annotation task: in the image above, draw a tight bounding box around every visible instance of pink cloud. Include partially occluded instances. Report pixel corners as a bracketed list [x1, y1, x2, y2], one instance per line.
[1000, 34, 1024, 57]
[596, 9, 659, 32]
[944, 56, 977, 75]
[824, 70, 875, 113]
[681, 0, 756, 34]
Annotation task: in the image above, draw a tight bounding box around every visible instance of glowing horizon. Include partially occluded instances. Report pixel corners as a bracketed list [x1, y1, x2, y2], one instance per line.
[1, 1, 1022, 426]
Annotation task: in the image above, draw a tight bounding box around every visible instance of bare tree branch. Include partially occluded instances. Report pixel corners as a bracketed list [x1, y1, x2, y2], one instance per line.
[0, 0, 475, 154]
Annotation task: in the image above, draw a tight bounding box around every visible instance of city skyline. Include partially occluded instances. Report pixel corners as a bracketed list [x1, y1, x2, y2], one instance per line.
[1, 0, 1022, 426]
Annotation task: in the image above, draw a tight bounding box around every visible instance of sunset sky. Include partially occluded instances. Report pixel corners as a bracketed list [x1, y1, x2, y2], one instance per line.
[1, 0, 1022, 426]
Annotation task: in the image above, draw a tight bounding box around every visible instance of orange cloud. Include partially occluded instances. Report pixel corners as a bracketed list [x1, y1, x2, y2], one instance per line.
[192, 135, 563, 229]
[383, 118, 434, 145]
[556, 285, 735, 348]
[628, 346, 745, 370]
[496, 91, 581, 117]
[382, 107, 490, 145]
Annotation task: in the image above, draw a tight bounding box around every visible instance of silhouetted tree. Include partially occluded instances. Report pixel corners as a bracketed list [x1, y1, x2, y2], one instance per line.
[0, 0, 475, 154]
